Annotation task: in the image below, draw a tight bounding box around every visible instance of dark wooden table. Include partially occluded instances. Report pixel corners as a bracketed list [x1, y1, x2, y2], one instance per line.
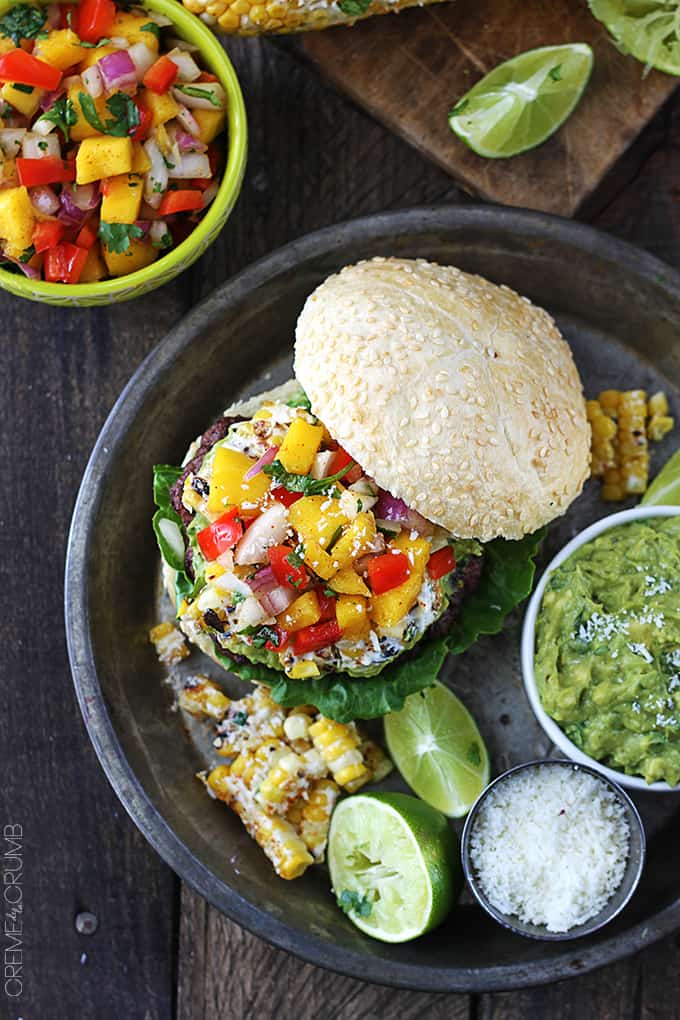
[2, 32, 680, 1020]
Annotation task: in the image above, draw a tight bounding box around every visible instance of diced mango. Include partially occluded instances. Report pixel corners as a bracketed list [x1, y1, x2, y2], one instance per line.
[131, 142, 151, 175]
[280, 591, 321, 633]
[0, 156, 18, 189]
[1, 83, 43, 118]
[0, 37, 15, 55]
[193, 108, 226, 145]
[78, 245, 107, 282]
[68, 86, 108, 141]
[102, 238, 157, 276]
[76, 136, 133, 184]
[336, 595, 370, 639]
[287, 661, 320, 679]
[303, 539, 336, 581]
[370, 532, 430, 630]
[330, 512, 378, 571]
[0, 185, 34, 258]
[140, 88, 179, 128]
[101, 173, 143, 223]
[207, 447, 270, 513]
[33, 29, 85, 70]
[328, 568, 370, 597]
[277, 418, 324, 475]
[78, 44, 118, 71]
[111, 10, 160, 50]
[288, 496, 348, 550]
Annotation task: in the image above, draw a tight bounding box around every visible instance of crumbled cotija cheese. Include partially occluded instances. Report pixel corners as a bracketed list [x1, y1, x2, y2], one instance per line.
[469, 765, 630, 932]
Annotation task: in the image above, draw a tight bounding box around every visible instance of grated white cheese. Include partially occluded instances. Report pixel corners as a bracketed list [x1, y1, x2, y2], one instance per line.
[469, 765, 630, 933]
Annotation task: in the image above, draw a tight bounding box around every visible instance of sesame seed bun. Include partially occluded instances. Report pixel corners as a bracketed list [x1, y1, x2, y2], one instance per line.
[294, 257, 590, 541]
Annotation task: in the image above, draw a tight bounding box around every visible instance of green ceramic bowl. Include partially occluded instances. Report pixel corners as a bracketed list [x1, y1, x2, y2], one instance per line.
[0, 0, 247, 306]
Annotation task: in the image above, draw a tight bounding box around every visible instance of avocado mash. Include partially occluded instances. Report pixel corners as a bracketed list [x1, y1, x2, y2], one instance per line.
[535, 515, 680, 785]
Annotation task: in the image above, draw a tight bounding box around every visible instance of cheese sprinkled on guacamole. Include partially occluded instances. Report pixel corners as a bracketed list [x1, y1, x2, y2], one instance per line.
[535, 516, 680, 786]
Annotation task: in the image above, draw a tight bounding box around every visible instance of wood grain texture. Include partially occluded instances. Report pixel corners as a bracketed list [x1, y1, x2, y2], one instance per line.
[299, 0, 678, 216]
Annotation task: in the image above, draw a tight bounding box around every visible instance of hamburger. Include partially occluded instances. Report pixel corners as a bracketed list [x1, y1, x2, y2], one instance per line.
[153, 258, 590, 720]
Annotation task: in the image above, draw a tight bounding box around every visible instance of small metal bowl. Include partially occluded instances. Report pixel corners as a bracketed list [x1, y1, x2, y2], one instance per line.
[461, 760, 646, 941]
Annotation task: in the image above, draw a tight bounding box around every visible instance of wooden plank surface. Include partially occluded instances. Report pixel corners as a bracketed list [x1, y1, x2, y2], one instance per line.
[1, 26, 679, 1020]
[299, 0, 678, 216]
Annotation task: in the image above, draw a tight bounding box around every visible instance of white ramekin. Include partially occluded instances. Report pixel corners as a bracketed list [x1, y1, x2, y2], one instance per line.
[521, 506, 680, 793]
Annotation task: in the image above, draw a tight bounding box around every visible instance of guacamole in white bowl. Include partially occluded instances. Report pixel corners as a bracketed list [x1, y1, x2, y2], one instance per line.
[521, 507, 680, 792]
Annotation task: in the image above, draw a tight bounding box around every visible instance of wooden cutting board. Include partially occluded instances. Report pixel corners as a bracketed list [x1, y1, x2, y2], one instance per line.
[299, 0, 677, 216]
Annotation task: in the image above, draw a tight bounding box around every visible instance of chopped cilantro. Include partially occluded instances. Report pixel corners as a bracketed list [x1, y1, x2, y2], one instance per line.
[0, 4, 46, 44]
[232, 591, 245, 605]
[286, 543, 306, 569]
[12, 83, 34, 94]
[80, 36, 112, 48]
[242, 624, 279, 649]
[286, 390, 312, 411]
[41, 97, 77, 141]
[37, 140, 47, 151]
[18, 244, 34, 263]
[337, 0, 372, 14]
[322, 586, 337, 599]
[78, 91, 140, 137]
[141, 21, 160, 41]
[152, 181, 164, 194]
[232, 710, 248, 726]
[263, 459, 354, 497]
[326, 525, 344, 552]
[162, 155, 175, 170]
[337, 889, 372, 917]
[174, 84, 222, 108]
[99, 221, 145, 254]
[548, 64, 562, 82]
[152, 231, 172, 250]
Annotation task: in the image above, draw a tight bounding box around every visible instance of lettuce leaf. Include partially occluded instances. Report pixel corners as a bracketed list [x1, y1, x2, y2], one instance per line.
[445, 530, 545, 654]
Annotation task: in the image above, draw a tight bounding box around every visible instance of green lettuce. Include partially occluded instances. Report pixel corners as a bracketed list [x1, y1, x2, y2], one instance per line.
[152, 464, 205, 606]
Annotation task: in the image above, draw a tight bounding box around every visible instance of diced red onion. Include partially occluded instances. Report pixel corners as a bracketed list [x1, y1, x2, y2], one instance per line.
[30, 184, 59, 215]
[167, 48, 201, 82]
[235, 504, 289, 566]
[39, 87, 64, 112]
[46, 3, 61, 26]
[244, 446, 278, 481]
[71, 181, 99, 211]
[128, 41, 155, 80]
[143, 138, 167, 207]
[373, 491, 432, 534]
[166, 36, 200, 53]
[172, 82, 225, 111]
[0, 128, 26, 157]
[22, 132, 60, 159]
[176, 104, 200, 137]
[109, 36, 129, 47]
[82, 65, 103, 99]
[140, 200, 162, 220]
[201, 179, 219, 208]
[143, 10, 173, 25]
[169, 152, 210, 179]
[33, 116, 56, 137]
[150, 219, 169, 246]
[248, 566, 276, 592]
[173, 128, 207, 153]
[134, 219, 151, 237]
[61, 75, 82, 91]
[5, 255, 39, 278]
[59, 187, 88, 226]
[98, 51, 137, 93]
[264, 585, 296, 615]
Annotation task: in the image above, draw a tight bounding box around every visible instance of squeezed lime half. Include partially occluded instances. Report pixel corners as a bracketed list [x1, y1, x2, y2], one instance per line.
[448, 43, 594, 157]
[384, 681, 490, 818]
[642, 448, 680, 505]
[589, 0, 680, 76]
[327, 791, 461, 942]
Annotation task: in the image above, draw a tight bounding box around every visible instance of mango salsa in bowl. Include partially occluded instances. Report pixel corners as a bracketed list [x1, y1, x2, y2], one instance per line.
[0, 0, 246, 305]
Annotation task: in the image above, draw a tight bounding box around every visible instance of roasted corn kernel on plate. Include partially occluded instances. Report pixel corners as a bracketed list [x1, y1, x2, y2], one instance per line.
[66, 207, 680, 992]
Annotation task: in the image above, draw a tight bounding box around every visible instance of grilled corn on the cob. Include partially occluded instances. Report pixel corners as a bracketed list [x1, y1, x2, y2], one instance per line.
[183, 0, 447, 36]
[149, 621, 189, 665]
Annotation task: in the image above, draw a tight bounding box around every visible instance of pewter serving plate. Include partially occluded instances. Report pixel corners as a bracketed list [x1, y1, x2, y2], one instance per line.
[65, 206, 680, 992]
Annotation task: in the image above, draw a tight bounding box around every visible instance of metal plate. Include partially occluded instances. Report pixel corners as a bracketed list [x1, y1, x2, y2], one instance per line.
[65, 206, 680, 992]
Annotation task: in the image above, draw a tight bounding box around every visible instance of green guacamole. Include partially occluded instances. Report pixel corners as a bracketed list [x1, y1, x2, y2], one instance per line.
[535, 516, 680, 786]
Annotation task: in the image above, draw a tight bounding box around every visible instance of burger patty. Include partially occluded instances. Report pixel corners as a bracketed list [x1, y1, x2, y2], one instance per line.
[427, 554, 484, 640]
[169, 414, 246, 527]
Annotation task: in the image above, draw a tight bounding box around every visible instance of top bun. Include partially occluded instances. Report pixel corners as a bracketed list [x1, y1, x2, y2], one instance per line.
[294, 257, 590, 541]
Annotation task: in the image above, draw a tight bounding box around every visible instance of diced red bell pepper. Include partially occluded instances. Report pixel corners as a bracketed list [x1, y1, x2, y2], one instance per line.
[17, 156, 75, 187]
[131, 99, 152, 142]
[367, 551, 411, 595]
[315, 589, 337, 622]
[43, 242, 88, 284]
[292, 620, 342, 656]
[197, 508, 243, 561]
[428, 546, 456, 580]
[143, 54, 178, 95]
[0, 49, 62, 90]
[76, 0, 116, 44]
[32, 219, 63, 253]
[76, 220, 98, 249]
[330, 445, 362, 485]
[159, 189, 203, 216]
[270, 486, 302, 509]
[264, 626, 289, 653]
[268, 545, 309, 590]
[197, 72, 219, 83]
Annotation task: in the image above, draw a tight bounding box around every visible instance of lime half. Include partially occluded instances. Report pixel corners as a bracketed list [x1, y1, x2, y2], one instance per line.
[449, 44, 593, 158]
[642, 448, 680, 505]
[384, 681, 490, 817]
[589, 0, 680, 76]
[327, 792, 461, 942]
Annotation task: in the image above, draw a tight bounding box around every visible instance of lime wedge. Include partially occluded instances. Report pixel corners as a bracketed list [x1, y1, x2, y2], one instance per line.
[448, 44, 593, 158]
[642, 448, 680, 505]
[589, 0, 680, 76]
[384, 681, 490, 818]
[327, 791, 461, 942]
